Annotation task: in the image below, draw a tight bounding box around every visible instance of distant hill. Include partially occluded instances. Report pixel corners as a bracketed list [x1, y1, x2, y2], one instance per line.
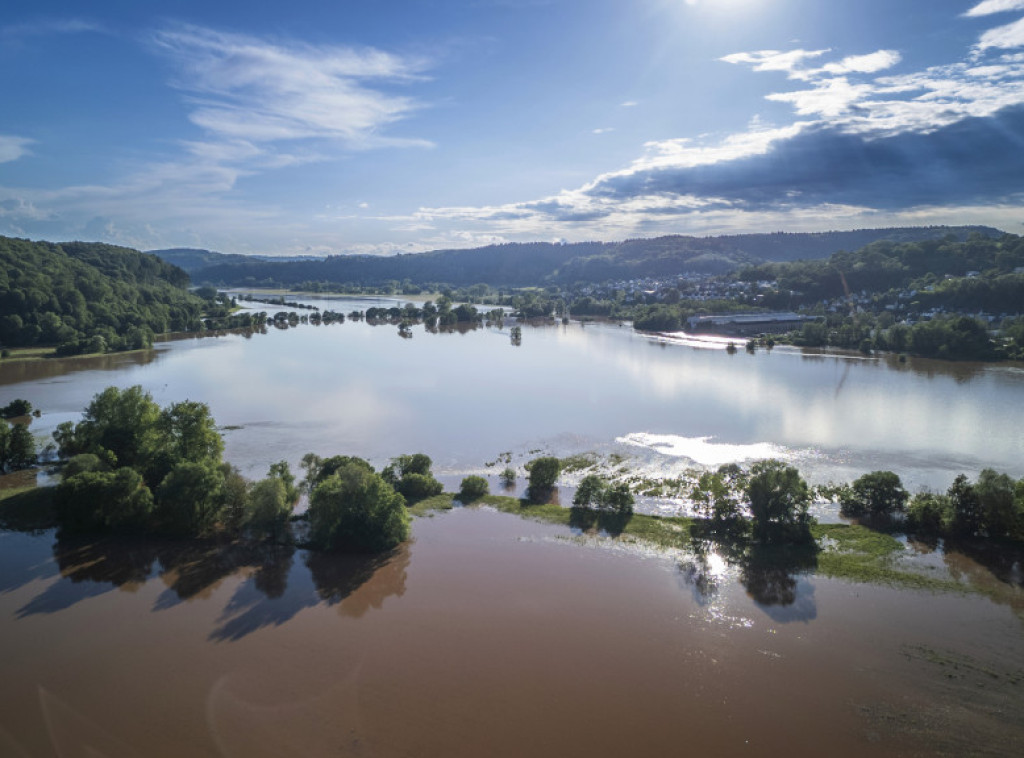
[0, 236, 202, 350]
[149, 248, 325, 275]
[146, 248, 250, 274]
[189, 226, 1002, 288]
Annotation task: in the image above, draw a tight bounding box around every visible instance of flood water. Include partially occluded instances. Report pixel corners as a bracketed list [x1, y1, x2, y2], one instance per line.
[2, 301, 1024, 756]
[3, 298, 1023, 496]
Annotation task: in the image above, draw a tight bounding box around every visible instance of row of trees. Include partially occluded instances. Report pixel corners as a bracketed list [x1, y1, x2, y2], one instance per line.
[790, 312, 1004, 360]
[52, 386, 298, 538]
[835, 468, 1024, 541]
[50, 388, 451, 552]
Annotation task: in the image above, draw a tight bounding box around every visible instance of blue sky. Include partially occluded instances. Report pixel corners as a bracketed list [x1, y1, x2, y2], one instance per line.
[2, 0, 1024, 255]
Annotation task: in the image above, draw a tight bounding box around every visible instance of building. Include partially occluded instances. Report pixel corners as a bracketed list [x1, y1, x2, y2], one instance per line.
[686, 312, 810, 336]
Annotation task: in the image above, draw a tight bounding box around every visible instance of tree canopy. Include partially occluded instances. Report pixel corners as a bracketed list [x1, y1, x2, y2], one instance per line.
[0, 235, 203, 354]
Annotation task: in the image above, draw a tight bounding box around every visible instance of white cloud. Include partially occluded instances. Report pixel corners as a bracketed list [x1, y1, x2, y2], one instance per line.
[620, 100, 639, 107]
[0, 18, 106, 39]
[720, 49, 830, 80]
[592, 127, 615, 134]
[0, 135, 32, 163]
[766, 77, 874, 118]
[152, 24, 432, 148]
[965, 0, 1024, 17]
[977, 16, 1024, 50]
[819, 50, 902, 76]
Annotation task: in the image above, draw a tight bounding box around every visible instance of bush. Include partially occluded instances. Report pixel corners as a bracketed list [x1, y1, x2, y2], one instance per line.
[383, 453, 443, 502]
[396, 472, 444, 501]
[459, 475, 489, 502]
[62, 453, 108, 479]
[499, 466, 516, 487]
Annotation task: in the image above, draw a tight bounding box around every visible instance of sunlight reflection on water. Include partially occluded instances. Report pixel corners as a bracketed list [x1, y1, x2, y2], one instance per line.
[617, 432, 788, 466]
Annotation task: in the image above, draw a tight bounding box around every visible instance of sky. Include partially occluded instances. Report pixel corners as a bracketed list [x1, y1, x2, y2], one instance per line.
[2, 0, 1024, 256]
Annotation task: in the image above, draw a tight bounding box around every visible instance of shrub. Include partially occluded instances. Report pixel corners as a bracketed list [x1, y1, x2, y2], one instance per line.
[459, 475, 489, 502]
[396, 472, 444, 501]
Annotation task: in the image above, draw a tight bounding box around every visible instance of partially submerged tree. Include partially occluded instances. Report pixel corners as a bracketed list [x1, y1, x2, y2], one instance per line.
[526, 456, 561, 502]
[745, 459, 812, 543]
[459, 475, 489, 502]
[307, 460, 410, 552]
[838, 471, 909, 520]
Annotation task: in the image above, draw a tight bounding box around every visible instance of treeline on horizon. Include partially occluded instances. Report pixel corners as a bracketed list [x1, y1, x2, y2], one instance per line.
[180, 226, 997, 289]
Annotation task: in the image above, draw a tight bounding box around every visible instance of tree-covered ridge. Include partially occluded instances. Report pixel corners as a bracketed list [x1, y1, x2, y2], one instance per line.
[0, 236, 204, 352]
[186, 226, 996, 289]
[738, 232, 1024, 303]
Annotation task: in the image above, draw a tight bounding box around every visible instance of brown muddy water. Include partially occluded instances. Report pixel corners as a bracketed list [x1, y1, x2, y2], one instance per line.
[1, 507, 1022, 757]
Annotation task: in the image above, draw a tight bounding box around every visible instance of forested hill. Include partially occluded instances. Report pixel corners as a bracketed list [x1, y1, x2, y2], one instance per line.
[187, 226, 999, 288]
[710, 227, 1000, 262]
[0, 236, 203, 351]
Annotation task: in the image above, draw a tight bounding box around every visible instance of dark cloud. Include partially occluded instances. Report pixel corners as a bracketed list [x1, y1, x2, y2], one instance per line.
[587, 105, 1024, 212]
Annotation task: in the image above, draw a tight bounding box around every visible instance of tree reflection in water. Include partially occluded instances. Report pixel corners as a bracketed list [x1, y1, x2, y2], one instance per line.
[13, 531, 409, 640]
[680, 531, 819, 623]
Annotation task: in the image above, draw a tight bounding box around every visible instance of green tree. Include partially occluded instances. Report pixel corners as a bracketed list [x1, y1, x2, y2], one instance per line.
[0, 399, 32, 418]
[691, 471, 744, 527]
[745, 459, 812, 542]
[839, 471, 909, 519]
[526, 456, 560, 502]
[573, 474, 607, 507]
[906, 491, 952, 535]
[383, 453, 443, 501]
[59, 386, 161, 471]
[3, 423, 37, 471]
[155, 460, 225, 536]
[268, 460, 300, 506]
[248, 477, 291, 539]
[499, 466, 516, 487]
[459, 475, 489, 502]
[948, 474, 982, 537]
[62, 453, 108, 479]
[600, 482, 634, 516]
[307, 462, 410, 552]
[221, 463, 250, 534]
[974, 468, 1018, 539]
[54, 467, 154, 533]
